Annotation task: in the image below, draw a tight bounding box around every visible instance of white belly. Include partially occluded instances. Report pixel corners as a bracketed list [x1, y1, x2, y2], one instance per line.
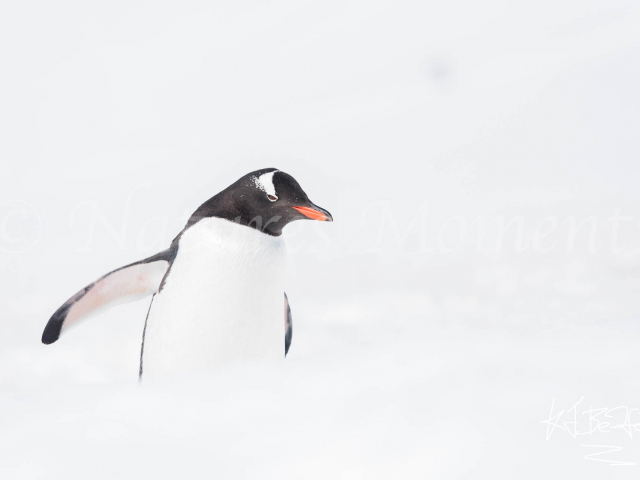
[141, 217, 287, 378]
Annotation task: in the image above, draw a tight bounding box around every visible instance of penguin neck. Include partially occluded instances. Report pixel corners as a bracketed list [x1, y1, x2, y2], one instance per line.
[182, 190, 286, 237]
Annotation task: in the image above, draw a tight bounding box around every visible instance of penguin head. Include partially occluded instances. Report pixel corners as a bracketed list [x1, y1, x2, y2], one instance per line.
[187, 168, 333, 236]
[245, 168, 333, 233]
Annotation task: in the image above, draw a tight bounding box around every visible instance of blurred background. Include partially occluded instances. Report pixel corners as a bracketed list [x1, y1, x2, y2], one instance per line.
[2, 0, 640, 478]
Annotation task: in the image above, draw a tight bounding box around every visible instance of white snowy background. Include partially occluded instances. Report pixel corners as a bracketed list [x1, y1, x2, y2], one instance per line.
[2, 1, 640, 478]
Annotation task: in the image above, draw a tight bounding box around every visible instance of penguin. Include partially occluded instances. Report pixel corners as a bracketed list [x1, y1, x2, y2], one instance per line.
[41, 168, 332, 378]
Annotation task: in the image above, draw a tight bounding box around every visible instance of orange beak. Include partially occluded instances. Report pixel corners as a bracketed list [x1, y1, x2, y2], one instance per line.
[292, 205, 333, 222]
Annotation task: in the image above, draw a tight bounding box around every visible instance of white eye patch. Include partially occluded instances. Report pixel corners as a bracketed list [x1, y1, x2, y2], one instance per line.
[252, 170, 278, 200]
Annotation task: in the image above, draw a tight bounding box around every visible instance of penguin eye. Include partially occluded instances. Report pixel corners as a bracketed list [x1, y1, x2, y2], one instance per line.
[267, 194, 278, 202]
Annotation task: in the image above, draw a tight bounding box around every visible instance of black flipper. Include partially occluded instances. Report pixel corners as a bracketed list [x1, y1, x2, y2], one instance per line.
[285, 292, 293, 356]
[42, 247, 177, 345]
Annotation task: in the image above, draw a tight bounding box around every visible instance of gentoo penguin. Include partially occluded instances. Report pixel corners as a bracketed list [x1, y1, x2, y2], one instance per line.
[41, 168, 332, 378]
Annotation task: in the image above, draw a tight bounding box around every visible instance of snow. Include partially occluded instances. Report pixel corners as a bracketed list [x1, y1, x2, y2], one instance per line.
[2, 0, 640, 478]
